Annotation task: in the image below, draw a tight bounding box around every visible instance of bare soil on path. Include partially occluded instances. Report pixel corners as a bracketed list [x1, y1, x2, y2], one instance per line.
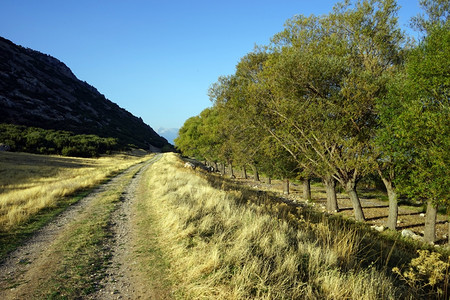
[88, 155, 160, 299]
[0, 155, 161, 299]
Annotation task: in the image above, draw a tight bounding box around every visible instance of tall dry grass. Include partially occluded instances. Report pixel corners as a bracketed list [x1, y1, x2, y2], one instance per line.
[141, 153, 406, 299]
[0, 151, 149, 230]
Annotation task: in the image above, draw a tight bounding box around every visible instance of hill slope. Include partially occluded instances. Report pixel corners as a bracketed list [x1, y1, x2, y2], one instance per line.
[0, 37, 168, 149]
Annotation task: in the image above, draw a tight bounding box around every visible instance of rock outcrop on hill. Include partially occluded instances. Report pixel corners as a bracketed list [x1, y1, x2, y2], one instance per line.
[0, 36, 168, 149]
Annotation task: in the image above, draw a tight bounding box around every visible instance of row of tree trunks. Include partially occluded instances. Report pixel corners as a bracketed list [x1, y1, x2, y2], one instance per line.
[229, 164, 441, 244]
[212, 162, 235, 177]
[233, 164, 441, 243]
[213, 162, 439, 244]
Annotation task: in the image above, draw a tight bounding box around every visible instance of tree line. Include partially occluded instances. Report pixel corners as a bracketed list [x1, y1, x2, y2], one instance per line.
[176, 0, 449, 243]
[0, 123, 119, 157]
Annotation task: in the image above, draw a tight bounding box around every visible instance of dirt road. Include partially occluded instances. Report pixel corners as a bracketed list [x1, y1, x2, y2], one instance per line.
[0, 154, 161, 299]
[88, 154, 160, 299]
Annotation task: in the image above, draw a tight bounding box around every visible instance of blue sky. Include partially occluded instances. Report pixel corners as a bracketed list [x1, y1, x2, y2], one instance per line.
[0, 0, 421, 134]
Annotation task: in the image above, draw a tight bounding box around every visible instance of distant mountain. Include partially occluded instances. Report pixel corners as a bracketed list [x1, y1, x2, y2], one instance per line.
[0, 36, 169, 149]
[157, 127, 179, 145]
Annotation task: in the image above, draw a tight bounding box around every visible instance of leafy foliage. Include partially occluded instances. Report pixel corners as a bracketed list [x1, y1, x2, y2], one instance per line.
[377, 12, 449, 207]
[0, 123, 119, 157]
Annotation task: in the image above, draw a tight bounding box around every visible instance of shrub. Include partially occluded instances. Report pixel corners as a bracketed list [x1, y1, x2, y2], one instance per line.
[393, 250, 450, 298]
[0, 124, 119, 157]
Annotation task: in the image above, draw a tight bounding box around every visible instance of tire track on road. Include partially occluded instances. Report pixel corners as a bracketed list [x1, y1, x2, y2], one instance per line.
[88, 153, 162, 299]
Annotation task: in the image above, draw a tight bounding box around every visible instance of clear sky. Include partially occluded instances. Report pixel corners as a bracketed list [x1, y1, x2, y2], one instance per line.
[0, 0, 421, 132]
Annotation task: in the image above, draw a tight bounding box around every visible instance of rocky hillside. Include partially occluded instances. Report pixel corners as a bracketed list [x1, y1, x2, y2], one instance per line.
[0, 36, 168, 149]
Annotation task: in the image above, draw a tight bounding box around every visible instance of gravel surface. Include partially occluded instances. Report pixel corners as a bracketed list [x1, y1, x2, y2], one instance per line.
[88, 156, 158, 299]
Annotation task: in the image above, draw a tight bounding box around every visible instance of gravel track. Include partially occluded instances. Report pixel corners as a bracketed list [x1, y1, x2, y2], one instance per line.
[89, 154, 160, 299]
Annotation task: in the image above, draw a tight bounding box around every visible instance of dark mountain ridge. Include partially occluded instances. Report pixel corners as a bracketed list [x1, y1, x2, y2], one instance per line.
[0, 36, 168, 149]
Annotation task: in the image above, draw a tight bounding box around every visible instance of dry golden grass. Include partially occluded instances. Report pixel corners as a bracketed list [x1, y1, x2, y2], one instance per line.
[139, 153, 405, 299]
[0, 151, 150, 230]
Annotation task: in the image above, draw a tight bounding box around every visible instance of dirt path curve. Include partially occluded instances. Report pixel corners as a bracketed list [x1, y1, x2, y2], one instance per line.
[0, 154, 160, 299]
[88, 154, 161, 299]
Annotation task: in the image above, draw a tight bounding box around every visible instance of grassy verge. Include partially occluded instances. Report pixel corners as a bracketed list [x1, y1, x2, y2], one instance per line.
[8, 159, 148, 299]
[137, 153, 436, 299]
[130, 161, 174, 298]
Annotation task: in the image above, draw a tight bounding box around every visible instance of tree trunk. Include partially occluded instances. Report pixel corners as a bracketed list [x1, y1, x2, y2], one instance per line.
[268, 177, 272, 184]
[283, 178, 290, 195]
[242, 166, 248, 179]
[220, 163, 225, 176]
[380, 177, 398, 230]
[323, 175, 338, 212]
[345, 180, 365, 221]
[214, 162, 218, 173]
[303, 178, 311, 201]
[252, 164, 260, 182]
[424, 199, 437, 243]
[228, 161, 235, 178]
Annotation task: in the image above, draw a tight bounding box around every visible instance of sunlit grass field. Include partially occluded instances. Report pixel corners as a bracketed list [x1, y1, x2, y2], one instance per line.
[137, 153, 437, 299]
[0, 151, 149, 231]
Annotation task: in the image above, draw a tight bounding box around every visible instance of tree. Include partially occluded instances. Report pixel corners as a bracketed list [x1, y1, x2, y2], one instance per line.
[259, 136, 300, 194]
[375, 70, 406, 230]
[378, 19, 449, 242]
[259, 43, 344, 212]
[251, 0, 404, 221]
[209, 54, 272, 181]
[175, 115, 204, 159]
[175, 108, 225, 168]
